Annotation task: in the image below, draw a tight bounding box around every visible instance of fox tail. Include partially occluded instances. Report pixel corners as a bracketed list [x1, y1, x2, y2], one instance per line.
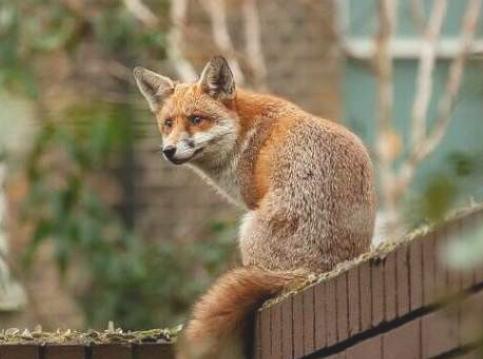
[176, 266, 306, 359]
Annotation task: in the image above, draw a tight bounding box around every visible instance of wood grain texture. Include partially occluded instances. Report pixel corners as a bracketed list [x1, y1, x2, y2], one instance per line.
[292, 293, 304, 359]
[44, 345, 86, 359]
[270, 302, 283, 359]
[92, 344, 132, 359]
[0, 345, 40, 359]
[336, 273, 349, 342]
[382, 319, 421, 359]
[314, 282, 327, 350]
[396, 245, 410, 317]
[359, 261, 372, 331]
[325, 278, 338, 347]
[346, 336, 382, 359]
[347, 267, 360, 337]
[371, 259, 384, 327]
[281, 296, 294, 359]
[409, 239, 424, 311]
[383, 252, 397, 321]
[303, 287, 315, 356]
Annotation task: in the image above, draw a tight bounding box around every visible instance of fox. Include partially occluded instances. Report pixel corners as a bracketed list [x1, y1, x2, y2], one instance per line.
[133, 56, 376, 359]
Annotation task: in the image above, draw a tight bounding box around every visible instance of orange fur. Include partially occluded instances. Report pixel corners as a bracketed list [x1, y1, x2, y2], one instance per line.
[177, 267, 306, 359]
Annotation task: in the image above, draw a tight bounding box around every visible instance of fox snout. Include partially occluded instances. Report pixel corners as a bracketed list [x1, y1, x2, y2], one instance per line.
[161, 139, 203, 165]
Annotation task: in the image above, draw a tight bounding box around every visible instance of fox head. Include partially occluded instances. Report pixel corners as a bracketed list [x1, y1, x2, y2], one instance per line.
[133, 56, 240, 166]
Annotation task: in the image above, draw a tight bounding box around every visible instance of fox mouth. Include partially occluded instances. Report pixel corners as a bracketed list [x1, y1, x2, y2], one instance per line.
[168, 148, 204, 165]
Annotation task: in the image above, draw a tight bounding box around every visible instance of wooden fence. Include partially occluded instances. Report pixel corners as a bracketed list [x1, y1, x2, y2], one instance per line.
[0, 343, 174, 359]
[253, 205, 483, 359]
[1, 206, 482, 359]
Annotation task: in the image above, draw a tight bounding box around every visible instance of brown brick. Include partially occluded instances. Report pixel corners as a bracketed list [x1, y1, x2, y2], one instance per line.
[314, 282, 327, 350]
[382, 319, 421, 359]
[0, 345, 40, 359]
[293, 292, 304, 358]
[346, 336, 382, 359]
[92, 344, 132, 359]
[336, 273, 349, 341]
[271, 302, 283, 359]
[421, 310, 459, 357]
[303, 287, 315, 355]
[409, 240, 424, 311]
[326, 279, 338, 346]
[396, 245, 410, 317]
[281, 296, 294, 359]
[384, 252, 397, 321]
[347, 267, 360, 337]
[359, 261, 372, 331]
[371, 258, 384, 327]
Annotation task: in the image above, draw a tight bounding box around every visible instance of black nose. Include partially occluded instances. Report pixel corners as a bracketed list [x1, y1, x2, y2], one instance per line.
[162, 146, 176, 159]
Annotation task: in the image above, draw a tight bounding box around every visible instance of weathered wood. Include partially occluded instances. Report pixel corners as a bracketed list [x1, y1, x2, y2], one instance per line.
[281, 295, 294, 359]
[359, 261, 372, 331]
[422, 232, 436, 306]
[132, 343, 173, 359]
[260, 306, 272, 359]
[270, 302, 283, 359]
[302, 287, 315, 356]
[382, 319, 421, 359]
[346, 336, 382, 359]
[314, 282, 327, 350]
[421, 310, 459, 358]
[396, 244, 410, 317]
[384, 252, 397, 321]
[92, 344, 132, 359]
[347, 267, 360, 337]
[325, 278, 338, 347]
[409, 239, 424, 311]
[371, 258, 384, 327]
[0, 345, 40, 359]
[44, 345, 86, 359]
[292, 292, 304, 358]
[336, 273, 349, 342]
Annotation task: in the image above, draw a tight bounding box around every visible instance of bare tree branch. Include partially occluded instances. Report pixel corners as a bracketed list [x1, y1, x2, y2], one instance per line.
[397, 0, 482, 194]
[241, 0, 267, 90]
[409, 0, 427, 34]
[410, 0, 447, 146]
[123, 0, 159, 28]
[167, 0, 198, 82]
[200, 0, 245, 84]
[374, 0, 397, 218]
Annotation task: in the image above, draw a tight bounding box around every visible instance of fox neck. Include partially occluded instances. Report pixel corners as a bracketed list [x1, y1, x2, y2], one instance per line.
[188, 90, 276, 208]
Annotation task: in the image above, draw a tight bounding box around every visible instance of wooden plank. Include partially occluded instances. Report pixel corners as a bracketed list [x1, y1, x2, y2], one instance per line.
[421, 309, 459, 358]
[292, 292, 304, 359]
[359, 261, 372, 331]
[347, 267, 360, 337]
[326, 278, 338, 346]
[314, 282, 327, 350]
[422, 232, 436, 306]
[281, 296, 294, 359]
[336, 273, 349, 342]
[303, 287, 315, 356]
[92, 344, 132, 359]
[132, 343, 174, 358]
[254, 311, 262, 359]
[0, 345, 41, 359]
[382, 319, 421, 359]
[346, 336, 382, 359]
[446, 223, 464, 295]
[409, 239, 424, 311]
[44, 345, 86, 359]
[371, 258, 384, 327]
[396, 244, 410, 317]
[271, 302, 283, 359]
[434, 227, 449, 298]
[260, 307, 272, 359]
[459, 289, 483, 346]
[384, 252, 397, 321]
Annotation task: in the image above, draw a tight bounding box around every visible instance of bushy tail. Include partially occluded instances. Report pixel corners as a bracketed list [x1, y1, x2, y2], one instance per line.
[177, 267, 306, 359]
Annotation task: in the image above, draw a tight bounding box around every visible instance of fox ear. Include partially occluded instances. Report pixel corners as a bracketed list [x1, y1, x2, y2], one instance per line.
[133, 67, 174, 111]
[198, 56, 235, 101]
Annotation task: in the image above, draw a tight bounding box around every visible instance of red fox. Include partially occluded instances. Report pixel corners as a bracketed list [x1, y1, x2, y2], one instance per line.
[134, 56, 376, 358]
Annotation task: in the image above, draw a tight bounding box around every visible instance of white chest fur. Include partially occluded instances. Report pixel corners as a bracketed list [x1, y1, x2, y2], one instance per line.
[188, 159, 244, 208]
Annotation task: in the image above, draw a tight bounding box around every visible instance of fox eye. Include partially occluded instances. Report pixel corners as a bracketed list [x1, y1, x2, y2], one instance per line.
[164, 118, 173, 128]
[188, 115, 203, 125]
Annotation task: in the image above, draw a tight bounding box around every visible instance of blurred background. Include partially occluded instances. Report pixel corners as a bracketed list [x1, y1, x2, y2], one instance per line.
[0, 0, 482, 331]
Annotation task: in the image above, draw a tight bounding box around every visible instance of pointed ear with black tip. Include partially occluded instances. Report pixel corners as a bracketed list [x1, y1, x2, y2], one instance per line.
[198, 56, 235, 101]
[133, 67, 175, 111]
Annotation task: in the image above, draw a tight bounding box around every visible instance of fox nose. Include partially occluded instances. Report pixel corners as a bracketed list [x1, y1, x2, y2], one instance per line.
[162, 146, 176, 159]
